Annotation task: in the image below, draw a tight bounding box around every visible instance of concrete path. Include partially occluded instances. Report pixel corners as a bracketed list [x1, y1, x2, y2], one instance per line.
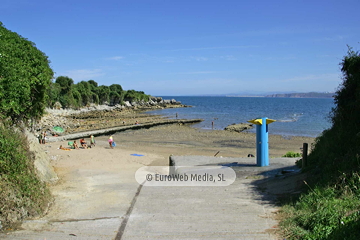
[121, 157, 296, 240]
[1, 155, 297, 240]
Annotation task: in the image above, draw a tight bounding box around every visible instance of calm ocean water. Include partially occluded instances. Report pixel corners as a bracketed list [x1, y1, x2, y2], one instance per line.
[147, 96, 335, 138]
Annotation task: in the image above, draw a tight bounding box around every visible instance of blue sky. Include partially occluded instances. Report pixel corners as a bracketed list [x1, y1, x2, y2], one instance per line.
[1, 0, 360, 96]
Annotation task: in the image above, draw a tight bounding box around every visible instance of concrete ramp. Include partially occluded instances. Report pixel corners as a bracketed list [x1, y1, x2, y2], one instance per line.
[121, 156, 298, 239]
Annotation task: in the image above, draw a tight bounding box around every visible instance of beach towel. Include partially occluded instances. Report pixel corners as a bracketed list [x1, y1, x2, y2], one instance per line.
[68, 141, 75, 149]
[131, 154, 144, 157]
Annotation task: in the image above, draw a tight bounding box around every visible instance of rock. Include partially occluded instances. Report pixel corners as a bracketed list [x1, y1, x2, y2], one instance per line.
[149, 99, 156, 106]
[24, 129, 58, 183]
[224, 123, 254, 133]
[53, 101, 62, 109]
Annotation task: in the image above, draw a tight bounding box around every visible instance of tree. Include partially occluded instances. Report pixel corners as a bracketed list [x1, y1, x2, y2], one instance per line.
[331, 47, 360, 128]
[98, 85, 110, 104]
[124, 89, 150, 102]
[54, 76, 76, 108]
[47, 81, 61, 107]
[55, 76, 74, 95]
[308, 47, 360, 172]
[87, 80, 99, 104]
[109, 84, 124, 105]
[0, 22, 54, 122]
[88, 79, 98, 88]
[75, 81, 93, 106]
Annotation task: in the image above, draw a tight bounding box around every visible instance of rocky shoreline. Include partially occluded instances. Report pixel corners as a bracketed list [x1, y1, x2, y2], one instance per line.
[36, 97, 189, 137]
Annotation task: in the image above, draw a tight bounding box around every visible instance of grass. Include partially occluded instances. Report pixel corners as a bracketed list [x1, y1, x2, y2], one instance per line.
[279, 172, 360, 239]
[282, 151, 302, 158]
[0, 123, 51, 231]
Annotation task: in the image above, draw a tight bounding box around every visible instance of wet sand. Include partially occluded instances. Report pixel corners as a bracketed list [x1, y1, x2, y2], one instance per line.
[95, 123, 314, 166]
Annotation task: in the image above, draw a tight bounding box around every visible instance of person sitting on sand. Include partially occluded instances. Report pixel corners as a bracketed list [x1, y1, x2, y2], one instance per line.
[90, 135, 96, 147]
[59, 145, 71, 151]
[73, 140, 79, 149]
[80, 138, 88, 149]
[108, 136, 113, 149]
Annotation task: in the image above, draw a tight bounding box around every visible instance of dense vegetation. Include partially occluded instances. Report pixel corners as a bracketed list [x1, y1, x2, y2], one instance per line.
[0, 124, 51, 230]
[280, 48, 360, 239]
[48, 76, 150, 109]
[0, 22, 53, 231]
[0, 22, 53, 123]
[0, 22, 152, 231]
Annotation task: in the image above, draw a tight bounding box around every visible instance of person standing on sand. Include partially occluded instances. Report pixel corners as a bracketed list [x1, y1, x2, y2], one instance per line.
[42, 132, 46, 144]
[108, 136, 113, 149]
[90, 135, 96, 147]
[38, 132, 43, 144]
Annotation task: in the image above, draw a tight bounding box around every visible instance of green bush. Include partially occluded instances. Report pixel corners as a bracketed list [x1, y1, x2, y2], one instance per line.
[278, 48, 360, 239]
[0, 22, 53, 122]
[280, 174, 360, 239]
[0, 123, 51, 231]
[282, 151, 302, 158]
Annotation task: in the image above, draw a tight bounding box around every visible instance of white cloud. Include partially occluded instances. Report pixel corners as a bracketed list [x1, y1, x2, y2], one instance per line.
[191, 57, 208, 61]
[106, 56, 124, 60]
[220, 55, 237, 61]
[264, 56, 297, 61]
[282, 73, 339, 82]
[62, 69, 105, 81]
[174, 71, 218, 75]
[313, 35, 347, 42]
[170, 45, 259, 52]
[280, 73, 340, 83]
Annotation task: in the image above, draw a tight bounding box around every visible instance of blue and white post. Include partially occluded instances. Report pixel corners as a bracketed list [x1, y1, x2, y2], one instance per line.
[248, 117, 276, 167]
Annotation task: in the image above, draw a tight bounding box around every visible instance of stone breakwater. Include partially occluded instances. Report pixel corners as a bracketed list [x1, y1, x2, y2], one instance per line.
[224, 123, 254, 133]
[36, 97, 189, 136]
[46, 119, 203, 142]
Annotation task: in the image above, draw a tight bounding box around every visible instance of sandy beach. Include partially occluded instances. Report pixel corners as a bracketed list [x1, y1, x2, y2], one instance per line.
[106, 123, 314, 163]
[41, 107, 314, 163]
[1, 111, 315, 239]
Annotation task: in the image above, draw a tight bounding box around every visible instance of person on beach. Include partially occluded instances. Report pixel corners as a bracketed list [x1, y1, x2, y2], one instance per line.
[80, 138, 88, 149]
[90, 135, 96, 147]
[42, 132, 46, 144]
[59, 145, 71, 151]
[108, 136, 114, 149]
[38, 133, 43, 144]
[73, 140, 79, 149]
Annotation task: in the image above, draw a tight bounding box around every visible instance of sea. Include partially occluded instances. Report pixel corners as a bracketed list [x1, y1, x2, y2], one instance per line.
[146, 96, 335, 138]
